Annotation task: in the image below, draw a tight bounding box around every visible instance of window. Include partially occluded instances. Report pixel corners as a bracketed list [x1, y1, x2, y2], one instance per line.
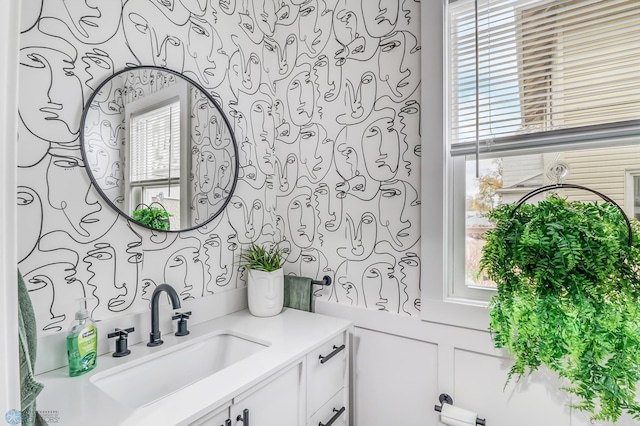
[446, 0, 640, 301]
[123, 78, 190, 230]
[129, 100, 182, 229]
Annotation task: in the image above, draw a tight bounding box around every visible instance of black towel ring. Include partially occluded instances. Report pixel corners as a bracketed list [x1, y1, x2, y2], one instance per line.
[511, 183, 633, 247]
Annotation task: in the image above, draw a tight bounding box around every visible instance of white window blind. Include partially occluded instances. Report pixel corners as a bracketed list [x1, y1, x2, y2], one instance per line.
[448, 0, 640, 156]
[130, 101, 181, 183]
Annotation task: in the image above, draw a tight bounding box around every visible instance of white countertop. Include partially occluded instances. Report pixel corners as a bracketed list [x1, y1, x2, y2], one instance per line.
[36, 308, 352, 426]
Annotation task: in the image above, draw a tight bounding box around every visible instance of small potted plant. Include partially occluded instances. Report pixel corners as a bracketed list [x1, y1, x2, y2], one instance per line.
[239, 242, 286, 317]
[132, 204, 171, 231]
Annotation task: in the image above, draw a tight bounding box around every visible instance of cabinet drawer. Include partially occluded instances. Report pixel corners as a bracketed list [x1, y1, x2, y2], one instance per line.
[308, 388, 347, 426]
[307, 332, 347, 417]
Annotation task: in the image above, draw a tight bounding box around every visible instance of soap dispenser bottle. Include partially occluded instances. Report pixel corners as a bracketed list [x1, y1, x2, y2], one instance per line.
[66, 298, 98, 377]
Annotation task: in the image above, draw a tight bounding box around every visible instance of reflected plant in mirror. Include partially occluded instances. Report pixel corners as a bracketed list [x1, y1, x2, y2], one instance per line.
[80, 66, 239, 232]
[132, 203, 171, 231]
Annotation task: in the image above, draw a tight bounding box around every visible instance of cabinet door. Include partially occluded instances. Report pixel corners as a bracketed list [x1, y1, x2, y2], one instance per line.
[231, 362, 304, 426]
[190, 404, 230, 426]
[307, 333, 347, 418]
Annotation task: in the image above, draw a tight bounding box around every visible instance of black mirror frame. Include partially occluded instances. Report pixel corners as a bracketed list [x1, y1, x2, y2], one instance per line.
[79, 65, 239, 233]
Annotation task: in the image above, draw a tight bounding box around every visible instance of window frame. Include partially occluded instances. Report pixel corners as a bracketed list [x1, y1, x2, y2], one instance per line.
[422, 0, 640, 329]
[420, 0, 492, 329]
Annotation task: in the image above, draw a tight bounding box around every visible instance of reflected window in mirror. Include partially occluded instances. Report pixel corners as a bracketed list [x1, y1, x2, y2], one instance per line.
[123, 76, 190, 230]
[129, 100, 182, 230]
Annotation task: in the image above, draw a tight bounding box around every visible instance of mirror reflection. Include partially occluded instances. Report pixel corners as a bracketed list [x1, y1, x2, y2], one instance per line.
[81, 66, 238, 231]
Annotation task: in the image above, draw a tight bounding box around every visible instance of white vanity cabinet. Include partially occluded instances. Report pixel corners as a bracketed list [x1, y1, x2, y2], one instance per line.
[192, 362, 304, 426]
[191, 330, 349, 426]
[36, 308, 351, 426]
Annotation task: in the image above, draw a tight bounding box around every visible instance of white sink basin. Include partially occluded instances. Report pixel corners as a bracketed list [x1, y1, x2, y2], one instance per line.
[91, 330, 269, 408]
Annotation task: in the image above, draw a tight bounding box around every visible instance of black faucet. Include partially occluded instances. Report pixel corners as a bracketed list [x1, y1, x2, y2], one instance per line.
[148, 284, 181, 347]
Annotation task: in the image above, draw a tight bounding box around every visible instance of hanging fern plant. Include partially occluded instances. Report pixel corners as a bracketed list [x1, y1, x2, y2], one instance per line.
[132, 205, 171, 231]
[481, 194, 640, 422]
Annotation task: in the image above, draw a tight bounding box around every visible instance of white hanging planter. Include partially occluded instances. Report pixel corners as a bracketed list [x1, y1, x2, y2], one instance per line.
[247, 268, 284, 317]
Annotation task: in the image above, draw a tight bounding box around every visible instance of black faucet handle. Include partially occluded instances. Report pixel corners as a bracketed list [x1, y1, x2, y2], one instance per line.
[172, 311, 192, 320]
[173, 311, 192, 337]
[107, 327, 135, 339]
[108, 327, 135, 357]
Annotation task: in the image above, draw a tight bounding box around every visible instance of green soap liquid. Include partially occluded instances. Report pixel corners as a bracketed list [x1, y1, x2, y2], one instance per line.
[67, 325, 97, 377]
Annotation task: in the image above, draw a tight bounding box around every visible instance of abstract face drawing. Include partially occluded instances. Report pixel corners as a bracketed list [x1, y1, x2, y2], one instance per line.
[262, 34, 298, 87]
[250, 99, 276, 175]
[197, 144, 218, 193]
[192, 95, 212, 144]
[204, 233, 236, 288]
[19, 40, 83, 144]
[362, 260, 399, 312]
[294, 247, 329, 279]
[338, 211, 377, 259]
[238, 7, 263, 44]
[361, 0, 399, 38]
[298, 123, 333, 183]
[399, 251, 420, 313]
[297, 0, 333, 57]
[85, 140, 110, 181]
[81, 48, 114, 95]
[333, 2, 376, 63]
[229, 44, 262, 95]
[164, 244, 204, 300]
[286, 68, 316, 127]
[311, 52, 343, 115]
[213, 149, 233, 201]
[24, 261, 83, 333]
[123, 0, 187, 71]
[287, 191, 315, 248]
[273, 98, 298, 144]
[313, 183, 341, 232]
[186, 14, 229, 88]
[252, 0, 277, 36]
[274, 153, 299, 195]
[228, 196, 265, 244]
[337, 71, 376, 125]
[84, 243, 133, 316]
[378, 180, 420, 251]
[59, 0, 124, 43]
[46, 151, 113, 241]
[216, 0, 237, 15]
[378, 31, 421, 101]
[362, 113, 400, 182]
[399, 100, 421, 177]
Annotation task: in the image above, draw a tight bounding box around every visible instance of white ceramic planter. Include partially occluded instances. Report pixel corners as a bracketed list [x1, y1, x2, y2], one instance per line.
[247, 268, 284, 317]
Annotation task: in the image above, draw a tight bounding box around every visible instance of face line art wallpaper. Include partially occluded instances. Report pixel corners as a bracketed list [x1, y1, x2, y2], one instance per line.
[17, 0, 422, 337]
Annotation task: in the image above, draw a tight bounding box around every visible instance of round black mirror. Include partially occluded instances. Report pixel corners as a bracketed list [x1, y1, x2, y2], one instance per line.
[80, 66, 239, 232]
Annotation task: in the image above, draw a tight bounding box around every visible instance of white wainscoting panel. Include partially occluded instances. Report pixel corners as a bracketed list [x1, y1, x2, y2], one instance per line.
[316, 300, 636, 426]
[353, 327, 438, 425]
[453, 349, 571, 425]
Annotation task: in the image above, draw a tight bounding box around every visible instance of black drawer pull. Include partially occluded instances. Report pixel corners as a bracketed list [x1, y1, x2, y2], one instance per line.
[319, 344, 345, 364]
[319, 406, 345, 426]
[236, 408, 249, 425]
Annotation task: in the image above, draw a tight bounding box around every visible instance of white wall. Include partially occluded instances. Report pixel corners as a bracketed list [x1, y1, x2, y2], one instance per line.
[0, 0, 20, 415]
[17, 0, 422, 351]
